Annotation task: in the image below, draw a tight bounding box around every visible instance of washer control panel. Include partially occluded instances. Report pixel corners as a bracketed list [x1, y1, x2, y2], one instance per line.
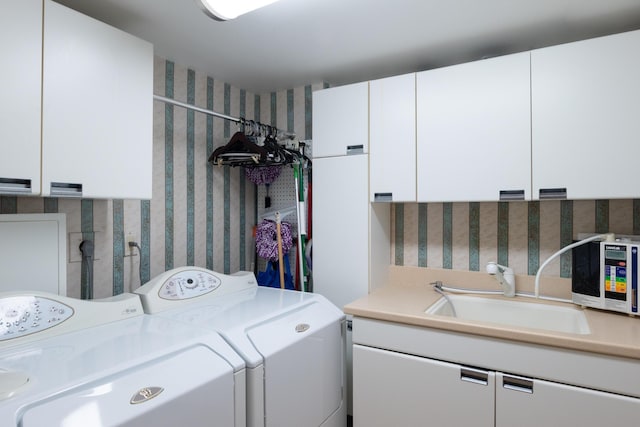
[159, 270, 222, 300]
[1, 296, 73, 341]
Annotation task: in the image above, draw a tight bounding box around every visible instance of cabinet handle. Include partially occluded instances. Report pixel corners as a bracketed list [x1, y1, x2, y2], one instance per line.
[460, 367, 489, 386]
[0, 178, 32, 195]
[346, 144, 364, 155]
[50, 182, 83, 198]
[503, 375, 534, 394]
[539, 188, 567, 200]
[374, 193, 393, 202]
[499, 190, 525, 201]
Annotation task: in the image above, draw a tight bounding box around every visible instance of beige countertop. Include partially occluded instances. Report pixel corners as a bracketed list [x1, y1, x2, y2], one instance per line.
[344, 266, 640, 360]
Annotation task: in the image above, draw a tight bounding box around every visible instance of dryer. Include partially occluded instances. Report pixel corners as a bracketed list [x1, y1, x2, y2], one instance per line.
[135, 267, 347, 427]
[0, 291, 246, 426]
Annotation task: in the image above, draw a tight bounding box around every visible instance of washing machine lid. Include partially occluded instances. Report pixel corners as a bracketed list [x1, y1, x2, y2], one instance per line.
[151, 286, 344, 368]
[0, 314, 245, 425]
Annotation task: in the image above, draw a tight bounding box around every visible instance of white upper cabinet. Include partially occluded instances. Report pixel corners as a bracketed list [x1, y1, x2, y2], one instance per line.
[0, 0, 42, 196]
[416, 52, 532, 202]
[531, 30, 640, 200]
[369, 73, 416, 202]
[42, 0, 153, 199]
[312, 82, 369, 158]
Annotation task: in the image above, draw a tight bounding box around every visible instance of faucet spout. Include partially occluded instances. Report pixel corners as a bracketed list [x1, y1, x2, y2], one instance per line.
[486, 262, 516, 297]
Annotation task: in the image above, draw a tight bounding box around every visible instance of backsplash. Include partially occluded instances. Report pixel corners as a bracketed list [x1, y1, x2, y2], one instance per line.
[391, 199, 640, 278]
[0, 56, 321, 298]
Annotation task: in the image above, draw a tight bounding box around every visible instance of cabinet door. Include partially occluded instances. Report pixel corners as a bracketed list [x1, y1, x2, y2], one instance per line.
[312, 155, 368, 310]
[353, 345, 495, 427]
[496, 372, 640, 426]
[369, 73, 416, 202]
[417, 52, 531, 202]
[0, 0, 42, 196]
[531, 30, 640, 200]
[42, 0, 153, 199]
[312, 82, 369, 158]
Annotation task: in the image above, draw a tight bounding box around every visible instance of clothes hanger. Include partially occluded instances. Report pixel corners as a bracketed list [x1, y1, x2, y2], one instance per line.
[208, 122, 269, 166]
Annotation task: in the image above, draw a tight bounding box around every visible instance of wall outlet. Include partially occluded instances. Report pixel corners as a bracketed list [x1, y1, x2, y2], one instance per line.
[68, 231, 103, 263]
[124, 232, 137, 257]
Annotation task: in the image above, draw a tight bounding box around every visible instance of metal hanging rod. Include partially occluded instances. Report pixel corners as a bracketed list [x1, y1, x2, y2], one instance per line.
[154, 94, 240, 123]
[153, 94, 295, 138]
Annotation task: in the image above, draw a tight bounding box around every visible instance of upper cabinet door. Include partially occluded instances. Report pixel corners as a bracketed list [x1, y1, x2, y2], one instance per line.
[417, 52, 531, 202]
[531, 30, 640, 200]
[0, 0, 42, 196]
[369, 73, 416, 202]
[312, 82, 369, 158]
[42, 0, 153, 199]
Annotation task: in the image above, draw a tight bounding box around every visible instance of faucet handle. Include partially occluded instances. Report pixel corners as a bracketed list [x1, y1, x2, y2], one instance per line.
[486, 262, 516, 297]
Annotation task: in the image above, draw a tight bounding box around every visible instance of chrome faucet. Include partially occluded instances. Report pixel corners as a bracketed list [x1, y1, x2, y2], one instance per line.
[486, 262, 515, 297]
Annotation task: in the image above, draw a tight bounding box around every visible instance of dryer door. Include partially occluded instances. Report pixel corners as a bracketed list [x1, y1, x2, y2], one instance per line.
[247, 302, 345, 427]
[20, 346, 235, 426]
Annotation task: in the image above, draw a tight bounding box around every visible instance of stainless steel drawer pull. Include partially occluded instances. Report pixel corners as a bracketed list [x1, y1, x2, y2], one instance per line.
[460, 368, 489, 386]
[374, 193, 393, 202]
[0, 178, 32, 195]
[50, 182, 83, 198]
[539, 188, 567, 200]
[503, 376, 534, 394]
[499, 190, 525, 201]
[346, 144, 364, 155]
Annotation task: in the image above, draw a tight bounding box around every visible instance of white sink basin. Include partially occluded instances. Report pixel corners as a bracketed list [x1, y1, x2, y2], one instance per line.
[425, 294, 590, 335]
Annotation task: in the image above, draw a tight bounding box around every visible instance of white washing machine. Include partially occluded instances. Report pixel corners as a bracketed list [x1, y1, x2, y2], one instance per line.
[135, 267, 347, 427]
[0, 291, 246, 426]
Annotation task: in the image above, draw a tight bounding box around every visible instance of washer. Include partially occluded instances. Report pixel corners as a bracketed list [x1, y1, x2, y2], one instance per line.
[135, 267, 347, 427]
[0, 291, 246, 426]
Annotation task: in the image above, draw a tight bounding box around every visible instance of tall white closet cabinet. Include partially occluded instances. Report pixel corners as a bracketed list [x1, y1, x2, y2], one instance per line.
[312, 82, 373, 310]
[312, 82, 390, 416]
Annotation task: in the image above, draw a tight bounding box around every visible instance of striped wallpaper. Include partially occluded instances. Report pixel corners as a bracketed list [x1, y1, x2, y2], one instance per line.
[3, 56, 640, 297]
[0, 56, 322, 299]
[392, 199, 640, 278]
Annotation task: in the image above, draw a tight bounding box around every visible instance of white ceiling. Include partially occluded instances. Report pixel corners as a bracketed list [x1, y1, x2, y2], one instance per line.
[54, 0, 640, 93]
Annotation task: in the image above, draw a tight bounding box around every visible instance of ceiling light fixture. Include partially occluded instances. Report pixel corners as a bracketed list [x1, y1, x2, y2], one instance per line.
[197, 0, 283, 21]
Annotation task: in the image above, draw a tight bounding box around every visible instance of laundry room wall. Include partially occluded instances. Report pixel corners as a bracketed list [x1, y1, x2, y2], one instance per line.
[0, 56, 323, 298]
[8, 60, 638, 298]
[391, 199, 640, 278]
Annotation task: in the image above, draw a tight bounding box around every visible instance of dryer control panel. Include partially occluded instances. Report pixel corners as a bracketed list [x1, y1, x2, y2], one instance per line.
[135, 267, 258, 314]
[159, 270, 222, 300]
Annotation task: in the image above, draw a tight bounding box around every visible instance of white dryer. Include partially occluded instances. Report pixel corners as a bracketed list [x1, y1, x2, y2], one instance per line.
[135, 267, 347, 427]
[0, 291, 246, 426]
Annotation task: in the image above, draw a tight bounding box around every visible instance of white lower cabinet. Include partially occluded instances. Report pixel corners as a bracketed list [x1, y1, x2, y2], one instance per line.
[353, 345, 494, 426]
[496, 372, 640, 426]
[352, 318, 640, 426]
